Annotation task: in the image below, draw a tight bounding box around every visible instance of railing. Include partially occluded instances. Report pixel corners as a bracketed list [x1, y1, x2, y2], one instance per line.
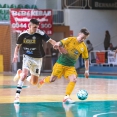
[87, 0, 92, 9]
[64, 0, 88, 9]
[0, 8, 64, 25]
[89, 50, 117, 66]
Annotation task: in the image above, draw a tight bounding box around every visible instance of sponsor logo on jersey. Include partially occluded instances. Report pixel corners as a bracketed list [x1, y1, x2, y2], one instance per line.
[32, 36, 36, 39]
[23, 38, 36, 44]
[80, 48, 84, 52]
[26, 50, 33, 54]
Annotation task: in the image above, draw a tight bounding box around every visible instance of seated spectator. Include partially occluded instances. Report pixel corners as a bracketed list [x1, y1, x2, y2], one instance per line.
[108, 43, 117, 51]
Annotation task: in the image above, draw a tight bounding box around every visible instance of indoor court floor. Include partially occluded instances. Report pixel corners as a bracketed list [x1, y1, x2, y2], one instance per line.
[0, 73, 117, 117]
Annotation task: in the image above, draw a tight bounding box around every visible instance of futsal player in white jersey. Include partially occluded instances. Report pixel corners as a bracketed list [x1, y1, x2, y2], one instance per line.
[12, 19, 59, 103]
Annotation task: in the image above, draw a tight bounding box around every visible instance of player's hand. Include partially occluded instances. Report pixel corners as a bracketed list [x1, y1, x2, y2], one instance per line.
[84, 70, 89, 78]
[53, 42, 60, 49]
[12, 55, 18, 63]
[58, 47, 67, 54]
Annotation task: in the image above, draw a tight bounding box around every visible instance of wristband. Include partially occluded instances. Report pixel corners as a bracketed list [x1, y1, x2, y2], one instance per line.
[85, 70, 89, 73]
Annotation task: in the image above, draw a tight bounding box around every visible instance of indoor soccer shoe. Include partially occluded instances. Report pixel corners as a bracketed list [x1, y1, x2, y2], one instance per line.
[13, 69, 22, 82]
[14, 96, 20, 104]
[38, 79, 45, 88]
[63, 103, 75, 111]
[63, 96, 75, 104]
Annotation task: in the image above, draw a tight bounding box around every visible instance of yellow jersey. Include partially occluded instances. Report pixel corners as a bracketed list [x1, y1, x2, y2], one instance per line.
[57, 37, 88, 66]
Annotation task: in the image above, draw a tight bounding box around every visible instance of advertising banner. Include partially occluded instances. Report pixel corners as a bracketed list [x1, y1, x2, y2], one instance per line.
[10, 9, 53, 35]
[92, 0, 117, 10]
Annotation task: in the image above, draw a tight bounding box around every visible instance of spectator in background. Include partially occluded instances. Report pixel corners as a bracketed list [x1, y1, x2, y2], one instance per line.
[50, 47, 59, 66]
[109, 43, 117, 59]
[86, 40, 95, 63]
[108, 43, 117, 51]
[104, 30, 111, 59]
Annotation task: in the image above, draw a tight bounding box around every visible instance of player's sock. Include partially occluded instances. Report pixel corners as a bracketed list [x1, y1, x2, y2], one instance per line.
[44, 76, 51, 83]
[38, 76, 51, 88]
[26, 76, 31, 82]
[14, 79, 24, 103]
[65, 82, 76, 95]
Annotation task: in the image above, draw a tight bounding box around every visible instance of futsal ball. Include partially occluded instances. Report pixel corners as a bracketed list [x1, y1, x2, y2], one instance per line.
[77, 89, 88, 100]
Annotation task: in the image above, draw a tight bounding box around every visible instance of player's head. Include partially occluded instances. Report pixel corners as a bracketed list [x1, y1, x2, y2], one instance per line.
[29, 19, 40, 33]
[77, 28, 90, 43]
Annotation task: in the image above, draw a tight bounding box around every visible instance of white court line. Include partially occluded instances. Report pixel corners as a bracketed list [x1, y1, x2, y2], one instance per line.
[93, 112, 117, 117]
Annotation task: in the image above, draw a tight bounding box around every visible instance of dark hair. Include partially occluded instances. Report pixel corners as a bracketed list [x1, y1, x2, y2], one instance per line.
[86, 40, 90, 44]
[105, 30, 110, 36]
[30, 19, 39, 25]
[80, 28, 90, 36]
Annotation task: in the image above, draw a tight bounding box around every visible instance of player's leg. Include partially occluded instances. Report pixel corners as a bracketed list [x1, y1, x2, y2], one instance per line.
[13, 69, 22, 81]
[26, 58, 43, 85]
[38, 75, 58, 88]
[38, 63, 63, 88]
[27, 66, 40, 85]
[14, 54, 29, 103]
[63, 67, 77, 104]
[14, 68, 28, 103]
[28, 74, 39, 85]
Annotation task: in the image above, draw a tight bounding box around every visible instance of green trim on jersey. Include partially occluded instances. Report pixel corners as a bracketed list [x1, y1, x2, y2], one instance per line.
[57, 54, 76, 66]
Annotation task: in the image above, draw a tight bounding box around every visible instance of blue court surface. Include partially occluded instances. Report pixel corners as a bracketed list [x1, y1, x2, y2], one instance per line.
[0, 101, 117, 117]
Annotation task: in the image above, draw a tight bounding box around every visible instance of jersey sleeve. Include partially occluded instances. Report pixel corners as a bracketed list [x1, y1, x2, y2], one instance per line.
[17, 34, 24, 45]
[82, 45, 89, 59]
[37, 29, 50, 42]
[60, 37, 72, 46]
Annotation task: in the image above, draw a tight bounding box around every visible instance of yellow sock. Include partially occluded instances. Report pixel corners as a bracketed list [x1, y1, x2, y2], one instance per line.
[66, 111, 74, 117]
[65, 82, 76, 95]
[44, 76, 51, 83]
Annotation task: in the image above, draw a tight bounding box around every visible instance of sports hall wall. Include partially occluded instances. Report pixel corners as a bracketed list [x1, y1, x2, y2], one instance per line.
[0, 0, 117, 71]
[64, 9, 117, 50]
[0, 25, 11, 71]
[0, 0, 63, 72]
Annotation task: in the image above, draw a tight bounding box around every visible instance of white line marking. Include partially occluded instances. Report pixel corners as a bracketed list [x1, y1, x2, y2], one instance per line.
[93, 112, 117, 117]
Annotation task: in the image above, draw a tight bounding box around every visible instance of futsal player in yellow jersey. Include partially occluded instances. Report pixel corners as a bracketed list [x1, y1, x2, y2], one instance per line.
[39, 28, 90, 104]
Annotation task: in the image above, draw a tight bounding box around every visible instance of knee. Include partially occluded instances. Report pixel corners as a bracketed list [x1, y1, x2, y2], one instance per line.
[70, 77, 77, 83]
[74, 78, 77, 83]
[31, 81, 38, 85]
[30, 76, 38, 85]
[20, 73, 27, 80]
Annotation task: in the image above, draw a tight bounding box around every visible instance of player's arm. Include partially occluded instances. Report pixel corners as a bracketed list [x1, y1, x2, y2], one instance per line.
[53, 41, 68, 54]
[38, 29, 57, 46]
[84, 58, 89, 78]
[12, 33, 23, 63]
[13, 44, 21, 63]
[47, 39, 66, 54]
[48, 39, 57, 46]
[82, 45, 89, 78]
